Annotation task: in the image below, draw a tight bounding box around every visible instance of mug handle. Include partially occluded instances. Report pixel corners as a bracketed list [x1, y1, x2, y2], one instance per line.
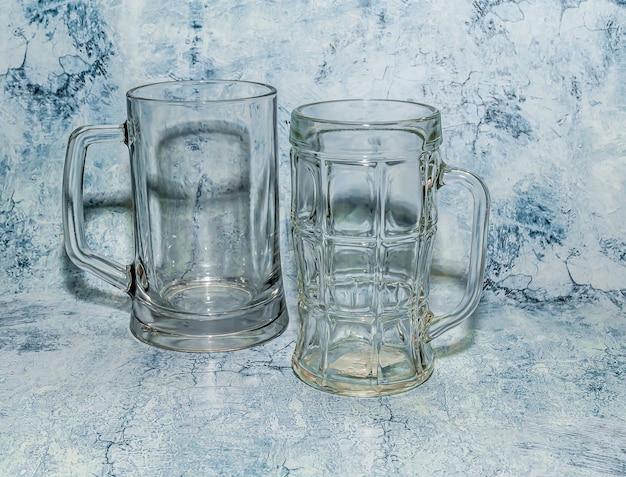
[62, 124, 132, 292]
[426, 165, 490, 341]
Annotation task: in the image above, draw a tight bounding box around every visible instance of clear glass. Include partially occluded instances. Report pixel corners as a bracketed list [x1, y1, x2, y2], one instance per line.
[289, 99, 489, 396]
[63, 80, 288, 352]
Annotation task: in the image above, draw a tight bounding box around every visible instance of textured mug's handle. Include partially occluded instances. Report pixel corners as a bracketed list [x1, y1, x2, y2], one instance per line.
[426, 165, 490, 341]
[62, 124, 132, 292]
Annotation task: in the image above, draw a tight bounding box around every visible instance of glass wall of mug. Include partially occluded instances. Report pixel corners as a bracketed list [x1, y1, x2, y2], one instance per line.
[289, 99, 489, 396]
[63, 80, 288, 352]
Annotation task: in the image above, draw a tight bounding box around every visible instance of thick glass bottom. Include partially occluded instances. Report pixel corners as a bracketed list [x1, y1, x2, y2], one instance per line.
[128, 284, 288, 352]
[292, 348, 435, 397]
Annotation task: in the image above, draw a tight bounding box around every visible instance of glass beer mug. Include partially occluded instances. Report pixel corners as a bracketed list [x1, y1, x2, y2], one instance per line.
[63, 80, 288, 352]
[290, 99, 489, 396]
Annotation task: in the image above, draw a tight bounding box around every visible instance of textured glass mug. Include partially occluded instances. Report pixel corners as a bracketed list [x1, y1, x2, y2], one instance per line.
[290, 99, 490, 396]
[63, 80, 288, 352]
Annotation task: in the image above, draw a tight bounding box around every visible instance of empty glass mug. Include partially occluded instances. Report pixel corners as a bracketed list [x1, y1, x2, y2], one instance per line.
[290, 99, 490, 396]
[63, 80, 288, 352]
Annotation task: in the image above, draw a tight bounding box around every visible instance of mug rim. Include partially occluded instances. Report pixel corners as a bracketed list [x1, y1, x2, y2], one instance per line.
[126, 79, 277, 103]
[291, 99, 440, 126]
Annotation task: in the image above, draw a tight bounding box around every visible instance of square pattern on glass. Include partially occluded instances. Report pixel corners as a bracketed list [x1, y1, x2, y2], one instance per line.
[294, 234, 321, 299]
[382, 160, 422, 237]
[327, 241, 377, 313]
[327, 161, 377, 237]
[293, 153, 321, 228]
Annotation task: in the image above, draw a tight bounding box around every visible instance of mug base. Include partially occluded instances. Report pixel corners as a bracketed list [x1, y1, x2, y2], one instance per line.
[292, 358, 434, 397]
[129, 298, 288, 352]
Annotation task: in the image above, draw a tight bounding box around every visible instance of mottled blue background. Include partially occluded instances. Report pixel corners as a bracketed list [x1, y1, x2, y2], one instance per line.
[2, 0, 625, 305]
[1, 1, 625, 475]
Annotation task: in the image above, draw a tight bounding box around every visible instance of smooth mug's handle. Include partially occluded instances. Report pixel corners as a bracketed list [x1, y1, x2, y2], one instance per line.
[62, 124, 132, 292]
[426, 165, 490, 341]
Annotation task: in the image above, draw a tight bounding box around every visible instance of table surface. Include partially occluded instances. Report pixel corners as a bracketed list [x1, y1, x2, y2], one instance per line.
[1, 287, 624, 477]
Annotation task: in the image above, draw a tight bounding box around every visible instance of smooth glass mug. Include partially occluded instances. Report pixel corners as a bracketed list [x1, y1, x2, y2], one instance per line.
[290, 99, 490, 396]
[63, 80, 288, 352]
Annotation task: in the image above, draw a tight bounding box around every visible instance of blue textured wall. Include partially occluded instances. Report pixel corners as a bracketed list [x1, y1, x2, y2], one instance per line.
[1, 0, 625, 308]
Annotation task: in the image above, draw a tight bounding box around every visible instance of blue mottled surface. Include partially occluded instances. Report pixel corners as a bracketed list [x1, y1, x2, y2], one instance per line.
[1, 0, 625, 475]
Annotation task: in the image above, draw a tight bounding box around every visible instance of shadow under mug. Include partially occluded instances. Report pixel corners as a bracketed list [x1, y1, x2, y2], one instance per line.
[62, 80, 288, 352]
